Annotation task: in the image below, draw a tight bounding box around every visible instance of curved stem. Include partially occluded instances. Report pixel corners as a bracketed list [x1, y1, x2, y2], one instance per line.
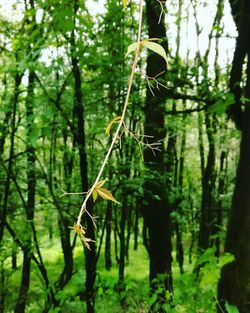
[76, 0, 144, 226]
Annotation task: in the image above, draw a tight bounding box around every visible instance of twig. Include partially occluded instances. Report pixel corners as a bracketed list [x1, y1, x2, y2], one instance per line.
[75, 0, 144, 231]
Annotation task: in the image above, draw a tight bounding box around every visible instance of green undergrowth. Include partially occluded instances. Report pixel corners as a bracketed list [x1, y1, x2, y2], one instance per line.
[2, 235, 233, 313]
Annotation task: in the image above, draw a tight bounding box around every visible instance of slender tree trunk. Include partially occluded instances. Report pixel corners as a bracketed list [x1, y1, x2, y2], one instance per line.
[0, 73, 22, 241]
[56, 216, 73, 289]
[5, 222, 57, 311]
[105, 203, 112, 270]
[133, 203, 139, 251]
[70, 3, 96, 309]
[198, 114, 217, 252]
[56, 134, 74, 289]
[15, 70, 36, 313]
[117, 202, 126, 291]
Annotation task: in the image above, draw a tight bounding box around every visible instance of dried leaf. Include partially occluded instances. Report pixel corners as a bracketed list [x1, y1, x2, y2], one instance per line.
[69, 224, 95, 250]
[82, 236, 95, 250]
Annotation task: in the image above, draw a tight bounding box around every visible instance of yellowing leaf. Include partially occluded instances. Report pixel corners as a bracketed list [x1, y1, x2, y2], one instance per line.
[95, 179, 108, 189]
[93, 179, 107, 202]
[82, 236, 95, 250]
[97, 188, 120, 204]
[125, 42, 139, 57]
[142, 40, 167, 63]
[93, 189, 98, 202]
[122, 0, 128, 9]
[105, 116, 122, 136]
[68, 224, 95, 250]
[142, 38, 160, 42]
[92, 179, 120, 204]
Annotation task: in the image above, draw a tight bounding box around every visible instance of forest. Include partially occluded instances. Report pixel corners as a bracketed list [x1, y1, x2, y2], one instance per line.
[0, 0, 250, 312]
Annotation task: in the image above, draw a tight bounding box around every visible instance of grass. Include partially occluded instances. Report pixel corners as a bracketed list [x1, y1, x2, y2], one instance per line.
[2, 233, 220, 313]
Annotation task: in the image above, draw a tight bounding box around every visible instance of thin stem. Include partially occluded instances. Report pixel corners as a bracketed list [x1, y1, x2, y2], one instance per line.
[76, 0, 144, 226]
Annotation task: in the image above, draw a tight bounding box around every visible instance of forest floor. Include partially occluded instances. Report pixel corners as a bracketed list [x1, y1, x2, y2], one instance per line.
[4, 234, 219, 313]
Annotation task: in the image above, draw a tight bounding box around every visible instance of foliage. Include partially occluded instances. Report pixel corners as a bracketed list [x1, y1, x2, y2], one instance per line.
[0, 0, 241, 312]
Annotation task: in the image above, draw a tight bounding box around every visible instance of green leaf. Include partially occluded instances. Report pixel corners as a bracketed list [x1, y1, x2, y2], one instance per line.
[29, 128, 40, 147]
[142, 40, 167, 63]
[219, 252, 235, 267]
[125, 42, 138, 57]
[53, 8, 74, 34]
[209, 93, 234, 115]
[200, 266, 219, 290]
[225, 302, 239, 313]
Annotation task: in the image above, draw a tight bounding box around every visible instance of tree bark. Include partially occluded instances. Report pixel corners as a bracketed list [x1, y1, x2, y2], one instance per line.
[143, 1, 173, 310]
[14, 70, 36, 313]
[0, 73, 22, 242]
[218, 1, 250, 311]
[70, 2, 96, 309]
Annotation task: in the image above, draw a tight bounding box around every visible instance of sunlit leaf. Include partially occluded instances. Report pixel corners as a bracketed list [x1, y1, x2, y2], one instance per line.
[142, 40, 167, 63]
[219, 253, 235, 267]
[97, 188, 120, 204]
[92, 179, 119, 204]
[122, 0, 128, 9]
[68, 224, 95, 250]
[95, 179, 108, 189]
[208, 93, 234, 115]
[93, 190, 98, 202]
[225, 302, 239, 313]
[125, 42, 139, 57]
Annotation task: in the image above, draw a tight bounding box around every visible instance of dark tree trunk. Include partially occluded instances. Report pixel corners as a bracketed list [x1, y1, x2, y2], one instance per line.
[198, 114, 217, 252]
[133, 204, 139, 251]
[105, 203, 112, 270]
[143, 0, 172, 309]
[56, 134, 74, 289]
[5, 222, 57, 311]
[218, 1, 250, 311]
[0, 73, 22, 242]
[56, 216, 73, 289]
[117, 203, 126, 291]
[218, 107, 250, 312]
[215, 149, 227, 257]
[70, 3, 96, 309]
[15, 70, 36, 313]
[175, 121, 186, 273]
[14, 247, 32, 313]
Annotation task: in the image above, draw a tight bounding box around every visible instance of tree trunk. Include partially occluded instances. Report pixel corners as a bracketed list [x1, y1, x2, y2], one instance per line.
[0, 73, 22, 242]
[70, 3, 96, 308]
[143, 1, 173, 310]
[198, 114, 217, 252]
[218, 107, 250, 312]
[218, 1, 250, 311]
[105, 203, 112, 270]
[15, 71, 36, 313]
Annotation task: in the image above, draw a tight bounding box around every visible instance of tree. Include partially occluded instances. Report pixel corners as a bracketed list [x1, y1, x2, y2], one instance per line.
[142, 0, 173, 310]
[218, 1, 250, 311]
